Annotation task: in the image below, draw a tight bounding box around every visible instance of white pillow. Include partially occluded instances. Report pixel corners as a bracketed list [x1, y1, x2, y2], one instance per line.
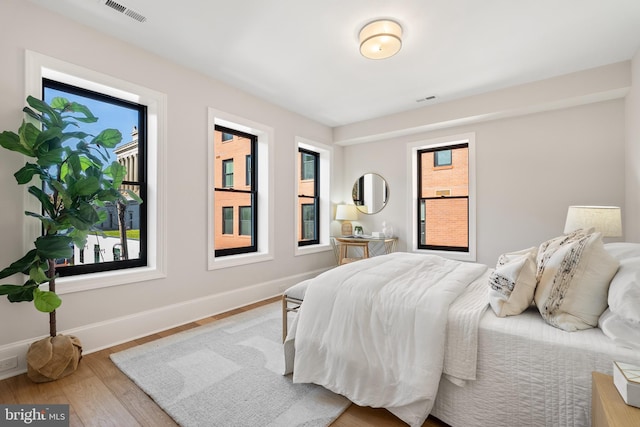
[598, 308, 640, 350]
[488, 247, 537, 317]
[607, 256, 640, 324]
[534, 231, 619, 332]
[604, 242, 640, 261]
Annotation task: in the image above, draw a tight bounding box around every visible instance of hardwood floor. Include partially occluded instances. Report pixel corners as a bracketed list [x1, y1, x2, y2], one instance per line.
[0, 297, 447, 427]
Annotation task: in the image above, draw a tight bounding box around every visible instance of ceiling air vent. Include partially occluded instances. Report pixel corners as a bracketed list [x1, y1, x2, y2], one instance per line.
[101, 0, 147, 23]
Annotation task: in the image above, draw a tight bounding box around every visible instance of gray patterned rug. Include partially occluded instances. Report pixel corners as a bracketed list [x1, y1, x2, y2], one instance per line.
[110, 302, 350, 427]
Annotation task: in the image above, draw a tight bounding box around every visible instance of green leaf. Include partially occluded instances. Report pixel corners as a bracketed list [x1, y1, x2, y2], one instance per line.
[28, 186, 55, 218]
[92, 129, 122, 148]
[35, 235, 73, 260]
[67, 202, 100, 229]
[36, 147, 66, 167]
[29, 264, 49, 284]
[27, 96, 62, 129]
[2, 284, 37, 303]
[0, 130, 33, 156]
[18, 121, 40, 150]
[0, 249, 38, 280]
[14, 162, 43, 184]
[69, 229, 89, 249]
[72, 176, 100, 196]
[34, 127, 62, 150]
[33, 288, 61, 313]
[105, 161, 126, 189]
[49, 181, 72, 209]
[125, 189, 143, 204]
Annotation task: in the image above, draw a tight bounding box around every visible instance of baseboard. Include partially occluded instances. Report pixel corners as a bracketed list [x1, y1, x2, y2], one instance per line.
[0, 268, 326, 380]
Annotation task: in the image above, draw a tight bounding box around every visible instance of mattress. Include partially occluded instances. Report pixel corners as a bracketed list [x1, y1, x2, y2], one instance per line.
[431, 306, 640, 427]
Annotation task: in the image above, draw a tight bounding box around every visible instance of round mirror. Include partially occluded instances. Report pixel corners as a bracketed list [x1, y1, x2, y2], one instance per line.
[352, 173, 389, 214]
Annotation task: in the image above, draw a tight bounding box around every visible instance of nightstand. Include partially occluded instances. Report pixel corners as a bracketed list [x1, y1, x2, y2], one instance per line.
[592, 371, 640, 427]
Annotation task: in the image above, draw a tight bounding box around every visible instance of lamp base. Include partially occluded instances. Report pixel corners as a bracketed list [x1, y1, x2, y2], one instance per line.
[341, 221, 353, 236]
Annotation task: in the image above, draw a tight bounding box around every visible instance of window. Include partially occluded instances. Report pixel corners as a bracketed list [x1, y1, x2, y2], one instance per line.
[26, 50, 167, 292]
[208, 108, 274, 269]
[298, 148, 319, 246]
[221, 132, 233, 142]
[239, 206, 252, 236]
[409, 133, 476, 261]
[245, 154, 252, 186]
[434, 149, 452, 167]
[42, 79, 147, 277]
[222, 207, 233, 234]
[222, 159, 234, 187]
[213, 125, 257, 256]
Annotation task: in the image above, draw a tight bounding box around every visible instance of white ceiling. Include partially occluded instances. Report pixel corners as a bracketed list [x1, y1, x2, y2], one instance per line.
[27, 0, 640, 127]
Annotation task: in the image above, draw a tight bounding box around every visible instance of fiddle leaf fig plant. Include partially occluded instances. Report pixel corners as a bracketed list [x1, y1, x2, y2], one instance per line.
[0, 95, 134, 338]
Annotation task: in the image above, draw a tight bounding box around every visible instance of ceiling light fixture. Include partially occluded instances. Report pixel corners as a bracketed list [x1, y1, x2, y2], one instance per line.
[359, 19, 403, 60]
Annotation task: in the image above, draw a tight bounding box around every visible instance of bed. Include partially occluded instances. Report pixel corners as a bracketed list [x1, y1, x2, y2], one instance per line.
[284, 232, 640, 427]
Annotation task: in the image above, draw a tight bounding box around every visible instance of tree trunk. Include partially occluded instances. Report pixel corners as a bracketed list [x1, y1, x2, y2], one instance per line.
[48, 258, 57, 338]
[118, 201, 129, 260]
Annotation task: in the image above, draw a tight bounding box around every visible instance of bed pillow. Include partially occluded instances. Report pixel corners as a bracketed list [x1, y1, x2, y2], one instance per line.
[534, 231, 619, 332]
[604, 242, 640, 261]
[607, 256, 640, 324]
[488, 247, 537, 317]
[598, 308, 640, 350]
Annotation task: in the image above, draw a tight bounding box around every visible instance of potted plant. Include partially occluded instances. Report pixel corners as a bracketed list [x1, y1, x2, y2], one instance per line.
[0, 95, 136, 382]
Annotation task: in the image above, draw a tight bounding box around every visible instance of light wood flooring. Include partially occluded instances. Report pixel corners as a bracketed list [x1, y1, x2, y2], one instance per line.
[0, 297, 448, 427]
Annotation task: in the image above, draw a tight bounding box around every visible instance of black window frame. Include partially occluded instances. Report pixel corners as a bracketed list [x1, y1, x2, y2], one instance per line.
[214, 124, 257, 256]
[417, 143, 469, 253]
[42, 78, 148, 277]
[298, 148, 319, 246]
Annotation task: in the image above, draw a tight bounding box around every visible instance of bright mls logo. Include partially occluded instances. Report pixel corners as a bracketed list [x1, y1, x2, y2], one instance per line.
[1, 405, 69, 426]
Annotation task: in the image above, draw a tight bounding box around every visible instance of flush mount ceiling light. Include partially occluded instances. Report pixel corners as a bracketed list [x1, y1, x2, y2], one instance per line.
[359, 19, 403, 60]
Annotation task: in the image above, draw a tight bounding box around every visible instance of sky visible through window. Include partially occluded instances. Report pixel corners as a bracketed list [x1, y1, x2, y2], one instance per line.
[43, 88, 138, 162]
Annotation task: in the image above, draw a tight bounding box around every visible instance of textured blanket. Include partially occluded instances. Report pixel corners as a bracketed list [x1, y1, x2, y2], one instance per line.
[289, 252, 487, 427]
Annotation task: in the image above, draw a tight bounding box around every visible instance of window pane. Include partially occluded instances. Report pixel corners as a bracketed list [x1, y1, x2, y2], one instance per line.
[420, 198, 468, 247]
[301, 203, 316, 240]
[434, 149, 452, 167]
[222, 207, 233, 234]
[239, 206, 252, 236]
[301, 152, 315, 180]
[43, 80, 147, 275]
[223, 159, 234, 187]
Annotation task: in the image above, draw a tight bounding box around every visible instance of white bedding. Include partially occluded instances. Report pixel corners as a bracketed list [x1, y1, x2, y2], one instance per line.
[289, 252, 488, 427]
[432, 306, 640, 427]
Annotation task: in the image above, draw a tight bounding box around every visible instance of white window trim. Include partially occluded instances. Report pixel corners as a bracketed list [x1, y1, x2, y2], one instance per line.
[24, 50, 167, 294]
[207, 108, 274, 269]
[295, 138, 332, 256]
[406, 132, 476, 262]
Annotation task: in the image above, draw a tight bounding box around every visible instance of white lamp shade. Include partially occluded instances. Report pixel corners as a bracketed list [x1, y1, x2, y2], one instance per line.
[563, 206, 622, 237]
[335, 204, 358, 221]
[359, 20, 402, 60]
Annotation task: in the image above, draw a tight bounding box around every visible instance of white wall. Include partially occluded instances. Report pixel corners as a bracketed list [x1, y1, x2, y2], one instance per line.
[337, 66, 629, 265]
[625, 49, 640, 242]
[0, 0, 336, 373]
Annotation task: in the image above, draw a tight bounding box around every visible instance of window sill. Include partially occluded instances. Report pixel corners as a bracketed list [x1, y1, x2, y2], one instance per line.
[208, 251, 274, 270]
[53, 265, 167, 295]
[295, 243, 332, 257]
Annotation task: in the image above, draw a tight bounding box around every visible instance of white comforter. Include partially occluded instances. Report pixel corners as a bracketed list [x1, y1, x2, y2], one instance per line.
[289, 252, 488, 427]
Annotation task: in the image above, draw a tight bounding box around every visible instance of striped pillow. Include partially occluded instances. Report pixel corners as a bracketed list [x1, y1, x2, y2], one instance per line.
[534, 231, 619, 331]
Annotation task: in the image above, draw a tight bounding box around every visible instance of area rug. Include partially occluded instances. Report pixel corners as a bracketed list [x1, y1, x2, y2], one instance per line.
[110, 302, 350, 427]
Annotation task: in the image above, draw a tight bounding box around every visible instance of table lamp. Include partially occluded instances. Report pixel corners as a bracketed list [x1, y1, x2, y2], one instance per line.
[563, 206, 622, 237]
[335, 204, 358, 236]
